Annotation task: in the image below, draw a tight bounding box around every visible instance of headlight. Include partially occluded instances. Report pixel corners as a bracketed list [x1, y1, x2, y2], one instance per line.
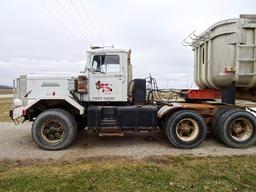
[13, 98, 23, 107]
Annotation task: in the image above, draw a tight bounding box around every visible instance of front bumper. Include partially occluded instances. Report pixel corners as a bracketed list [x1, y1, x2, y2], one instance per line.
[9, 107, 26, 124]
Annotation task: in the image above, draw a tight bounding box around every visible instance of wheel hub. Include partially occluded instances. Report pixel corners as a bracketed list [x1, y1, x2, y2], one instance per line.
[41, 120, 64, 143]
[229, 118, 253, 142]
[176, 118, 199, 142]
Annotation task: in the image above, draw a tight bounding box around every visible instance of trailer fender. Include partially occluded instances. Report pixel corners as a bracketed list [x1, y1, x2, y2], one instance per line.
[11, 96, 85, 120]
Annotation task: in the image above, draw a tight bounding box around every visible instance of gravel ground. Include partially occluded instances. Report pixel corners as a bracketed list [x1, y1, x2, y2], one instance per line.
[1, 122, 256, 161]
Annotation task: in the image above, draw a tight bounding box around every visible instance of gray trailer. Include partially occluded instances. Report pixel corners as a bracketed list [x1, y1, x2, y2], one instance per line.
[187, 14, 256, 102]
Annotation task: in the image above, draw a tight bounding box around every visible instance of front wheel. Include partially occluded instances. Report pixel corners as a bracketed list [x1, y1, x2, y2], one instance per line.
[32, 109, 78, 150]
[164, 110, 207, 149]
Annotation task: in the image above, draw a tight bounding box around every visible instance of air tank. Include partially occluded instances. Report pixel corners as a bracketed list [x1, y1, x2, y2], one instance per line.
[191, 15, 256, 101]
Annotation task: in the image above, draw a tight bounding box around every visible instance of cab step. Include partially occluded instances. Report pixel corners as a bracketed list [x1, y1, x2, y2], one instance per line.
[99, 132, 124, 137]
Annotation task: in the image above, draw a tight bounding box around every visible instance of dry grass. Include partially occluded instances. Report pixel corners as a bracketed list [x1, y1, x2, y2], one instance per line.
[0, 98, 12, 122]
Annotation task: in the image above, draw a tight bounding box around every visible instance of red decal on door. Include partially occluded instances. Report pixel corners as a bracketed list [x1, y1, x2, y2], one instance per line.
[96, 81, 112, 94]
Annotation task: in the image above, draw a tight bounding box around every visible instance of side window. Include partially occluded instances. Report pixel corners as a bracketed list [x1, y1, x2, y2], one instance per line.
[92, 55, 120, 73]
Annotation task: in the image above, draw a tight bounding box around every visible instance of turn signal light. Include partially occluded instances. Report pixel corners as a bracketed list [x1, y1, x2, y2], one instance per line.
[77, 75, 87, 93]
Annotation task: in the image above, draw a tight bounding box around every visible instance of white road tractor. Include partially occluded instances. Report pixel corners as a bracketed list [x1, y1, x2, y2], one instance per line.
[10, 46, 256, 150]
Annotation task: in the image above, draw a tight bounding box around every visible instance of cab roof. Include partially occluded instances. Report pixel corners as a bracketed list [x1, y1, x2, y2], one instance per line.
[87, 46, 128, 54]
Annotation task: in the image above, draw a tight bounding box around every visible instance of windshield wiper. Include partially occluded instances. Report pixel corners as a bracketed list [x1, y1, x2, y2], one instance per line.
[94, 69, 105, 74]
[88, 68, 106, 74]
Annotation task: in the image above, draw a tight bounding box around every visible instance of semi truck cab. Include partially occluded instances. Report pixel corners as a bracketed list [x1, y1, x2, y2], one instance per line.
[86, 47, 130, 102]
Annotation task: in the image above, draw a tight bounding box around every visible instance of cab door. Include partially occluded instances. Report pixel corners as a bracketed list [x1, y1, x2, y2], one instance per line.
[88, 53, 127, 102]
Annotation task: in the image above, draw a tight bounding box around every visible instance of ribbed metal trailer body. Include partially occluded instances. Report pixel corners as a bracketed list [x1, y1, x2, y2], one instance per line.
[192, 15, 256, 100]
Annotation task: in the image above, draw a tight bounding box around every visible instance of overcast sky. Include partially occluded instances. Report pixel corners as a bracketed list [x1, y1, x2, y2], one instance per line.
[0, 0, 256, 88]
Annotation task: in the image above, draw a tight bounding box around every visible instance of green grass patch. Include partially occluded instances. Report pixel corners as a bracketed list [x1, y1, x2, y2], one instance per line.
[0, 155, 256, 192]
[0, 98, 12, 122]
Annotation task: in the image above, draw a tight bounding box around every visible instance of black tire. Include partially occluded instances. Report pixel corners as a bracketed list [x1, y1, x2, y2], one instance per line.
[164, 110, 207, 149]
[218, 109, 256, 148]
[211, 107, 231, 140]
[31, 109, 78, 150]
[215, 109, 241, 143]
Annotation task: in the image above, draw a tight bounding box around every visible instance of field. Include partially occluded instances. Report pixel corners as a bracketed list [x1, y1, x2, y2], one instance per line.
[0, 156, 256, 192]
[0, 88, 12, 95]
[0, 98, 12, 122]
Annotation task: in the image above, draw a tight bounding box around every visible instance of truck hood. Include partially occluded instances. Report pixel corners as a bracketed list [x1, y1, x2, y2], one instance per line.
[26, 73, 76, 80]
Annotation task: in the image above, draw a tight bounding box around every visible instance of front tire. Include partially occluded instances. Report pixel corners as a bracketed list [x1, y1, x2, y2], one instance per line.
[32, 109, 78, 150]
[164, 110, 207, 149]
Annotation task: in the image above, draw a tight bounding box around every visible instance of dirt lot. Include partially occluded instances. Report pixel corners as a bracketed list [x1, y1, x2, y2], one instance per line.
[1, 122, 256, 161]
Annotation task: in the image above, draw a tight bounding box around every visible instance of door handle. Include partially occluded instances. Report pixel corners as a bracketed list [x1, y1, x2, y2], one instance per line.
[114, 75, 122, 77]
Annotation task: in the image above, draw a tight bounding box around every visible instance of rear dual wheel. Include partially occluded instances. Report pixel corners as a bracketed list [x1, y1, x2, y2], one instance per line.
[164, 110, 207, 149]
[213, 109, 256, 148]
[211, 108, 231, 140]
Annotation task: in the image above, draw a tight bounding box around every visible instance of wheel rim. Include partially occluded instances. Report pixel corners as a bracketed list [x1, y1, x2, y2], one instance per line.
[229, 118, 253, 142]
[40, 120, 64, 143]
[176, 118, 199, 142]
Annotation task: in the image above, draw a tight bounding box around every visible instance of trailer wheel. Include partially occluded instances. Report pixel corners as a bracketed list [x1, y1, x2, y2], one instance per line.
[32, 109, 78, 150]
[218, 110, 256, 148]
[211, 108, 231, 140]
[164, 110, 207, 149]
